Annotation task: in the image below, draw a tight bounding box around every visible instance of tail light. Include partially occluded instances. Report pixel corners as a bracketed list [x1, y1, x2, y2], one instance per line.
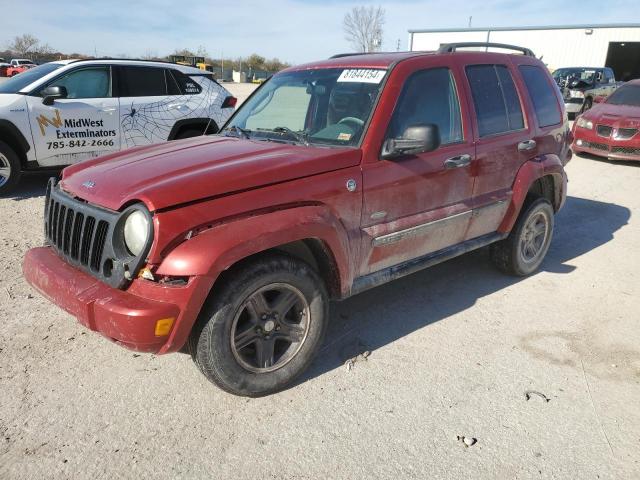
[221, 96, 237, 109]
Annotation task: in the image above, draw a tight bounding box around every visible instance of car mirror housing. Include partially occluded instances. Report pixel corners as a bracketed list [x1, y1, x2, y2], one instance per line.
[41, 85, 67, 106]
[381, 124, 441, 160]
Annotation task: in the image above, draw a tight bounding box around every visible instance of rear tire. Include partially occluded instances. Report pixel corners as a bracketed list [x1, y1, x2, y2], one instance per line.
[0, 141, 22, 196]
[190, 253, 329, 397]
[490, 197, 554, 276]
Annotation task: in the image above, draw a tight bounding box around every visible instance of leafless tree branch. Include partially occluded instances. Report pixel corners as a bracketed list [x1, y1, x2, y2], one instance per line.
[343, 6, 385, 53]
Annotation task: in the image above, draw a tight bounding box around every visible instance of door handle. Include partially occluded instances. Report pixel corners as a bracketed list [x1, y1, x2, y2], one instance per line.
[444, 154, 472, 169]
[168, 103, 188, 110]
[99, 107, 117, 113]
[518, 139, 537, 152]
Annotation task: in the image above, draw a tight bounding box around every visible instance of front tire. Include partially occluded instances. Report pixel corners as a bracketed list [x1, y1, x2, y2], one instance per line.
[490, 197, 554, 276]
[190, 253, 329, 397]
[0, 141, 22, 196]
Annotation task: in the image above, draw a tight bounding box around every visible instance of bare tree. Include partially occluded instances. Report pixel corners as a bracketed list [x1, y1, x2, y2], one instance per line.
[8, 34, 41, 57]
[343, 6, 385, 53]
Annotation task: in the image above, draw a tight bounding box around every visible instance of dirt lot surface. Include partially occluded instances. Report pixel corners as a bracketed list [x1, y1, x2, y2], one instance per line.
[1, 78, 639, 477]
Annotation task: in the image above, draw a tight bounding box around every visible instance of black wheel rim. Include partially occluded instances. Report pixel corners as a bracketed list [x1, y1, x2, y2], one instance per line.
[519, 211, 549, 264]
[230, 283, 310, 373]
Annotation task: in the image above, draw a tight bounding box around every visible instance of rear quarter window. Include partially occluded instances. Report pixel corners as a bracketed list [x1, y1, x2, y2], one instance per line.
[169, 70, 203, 95]
[518, 65, 562, 127]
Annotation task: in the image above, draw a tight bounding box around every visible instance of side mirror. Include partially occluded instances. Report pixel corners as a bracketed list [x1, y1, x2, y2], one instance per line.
[381, 124, 441, 160]
[41, 85, 67, 106]
[593, 95, 605, 104]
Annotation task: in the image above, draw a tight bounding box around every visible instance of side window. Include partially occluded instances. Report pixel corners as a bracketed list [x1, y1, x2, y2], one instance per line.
[387, 67, 463, 144]
[466, 64, 524, 137]
[169, 70, 203, 95]
[48, 67, 111, 99]
[518, 65, 562, 127]
[605, 69, 615, 83]
[119, 66, 168, 97]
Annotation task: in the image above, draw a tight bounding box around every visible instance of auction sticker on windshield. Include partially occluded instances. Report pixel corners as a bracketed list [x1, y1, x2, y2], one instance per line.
[337, 69, 386, 83]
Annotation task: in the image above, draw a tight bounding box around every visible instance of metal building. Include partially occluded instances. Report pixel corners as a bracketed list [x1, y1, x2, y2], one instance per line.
[408, 24, 640, 80]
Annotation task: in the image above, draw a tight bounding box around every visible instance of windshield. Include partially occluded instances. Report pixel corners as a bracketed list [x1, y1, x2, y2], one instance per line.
[225, 67, 387, 146]
[606, 84, 640, 107]
[0, 63, 64, 94]
[552, 68, 596, 82]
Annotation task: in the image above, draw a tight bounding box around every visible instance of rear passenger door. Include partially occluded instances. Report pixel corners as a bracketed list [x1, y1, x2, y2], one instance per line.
[116, 65, 186, 148]
[462, 61, 535, 238]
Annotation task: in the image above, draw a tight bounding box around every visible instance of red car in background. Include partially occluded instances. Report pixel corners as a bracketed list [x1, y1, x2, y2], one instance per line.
[3, 59, 36, 77]
[572, 79, 640, 161]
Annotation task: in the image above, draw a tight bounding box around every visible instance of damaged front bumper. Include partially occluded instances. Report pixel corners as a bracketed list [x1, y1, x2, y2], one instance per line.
[23, 246, 210, 353]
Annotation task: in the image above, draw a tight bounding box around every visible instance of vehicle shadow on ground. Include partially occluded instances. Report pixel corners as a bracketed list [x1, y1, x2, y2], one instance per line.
[298, 195, 631, 386]
[1, 173, 51, 201]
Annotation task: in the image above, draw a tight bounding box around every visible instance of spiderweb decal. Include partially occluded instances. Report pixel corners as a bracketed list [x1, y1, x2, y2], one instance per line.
[120, 77, 231, 148]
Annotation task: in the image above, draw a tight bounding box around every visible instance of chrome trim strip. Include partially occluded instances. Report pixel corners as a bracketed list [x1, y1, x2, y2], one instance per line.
[372, 210, 472, 247]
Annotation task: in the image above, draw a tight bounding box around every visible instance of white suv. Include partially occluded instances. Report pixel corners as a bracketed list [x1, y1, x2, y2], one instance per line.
[0, 59, 236, 194]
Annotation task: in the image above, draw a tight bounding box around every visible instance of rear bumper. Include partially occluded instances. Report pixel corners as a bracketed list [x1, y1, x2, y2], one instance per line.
[23, 247, 211, 353]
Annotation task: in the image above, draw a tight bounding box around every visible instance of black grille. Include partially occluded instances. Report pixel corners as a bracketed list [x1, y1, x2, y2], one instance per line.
[43, 179, 152, 289]
[583, 141, 609, 151]
[614, 128, 638, 140]
[45, 186, 115, 276]
[611, 146, 640, 155]
[596, 125, 613, 138]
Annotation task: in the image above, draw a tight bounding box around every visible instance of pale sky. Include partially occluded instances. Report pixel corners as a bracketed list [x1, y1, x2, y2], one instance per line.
[1, 0, 638, 63]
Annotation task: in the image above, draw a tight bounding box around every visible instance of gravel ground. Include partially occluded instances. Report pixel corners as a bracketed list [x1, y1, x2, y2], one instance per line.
[1, 77, 639, 478]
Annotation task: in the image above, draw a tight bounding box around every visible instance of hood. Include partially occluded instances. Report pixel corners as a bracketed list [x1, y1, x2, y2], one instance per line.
[585, 103, 640, 129]
[61, 136, 362, 211]
[0, 93, 26, 110]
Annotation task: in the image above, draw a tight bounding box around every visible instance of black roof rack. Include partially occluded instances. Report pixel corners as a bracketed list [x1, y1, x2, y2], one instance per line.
[67, 57, 191, 66]
[437, 42, 535, 57]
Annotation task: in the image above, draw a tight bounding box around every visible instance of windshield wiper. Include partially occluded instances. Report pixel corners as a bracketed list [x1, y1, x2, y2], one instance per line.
[224, 125, 252, 139]
[265, 126, 309, 146]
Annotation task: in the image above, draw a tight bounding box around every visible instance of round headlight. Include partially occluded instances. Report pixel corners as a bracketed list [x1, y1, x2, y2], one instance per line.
[123, 210, 150, 256]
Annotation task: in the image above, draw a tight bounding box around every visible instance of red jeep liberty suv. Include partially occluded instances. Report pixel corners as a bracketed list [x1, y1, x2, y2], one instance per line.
[24, 43, 570, 396]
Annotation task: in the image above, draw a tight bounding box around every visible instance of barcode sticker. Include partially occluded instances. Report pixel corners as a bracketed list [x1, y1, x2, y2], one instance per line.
[337, 69, 386, 84]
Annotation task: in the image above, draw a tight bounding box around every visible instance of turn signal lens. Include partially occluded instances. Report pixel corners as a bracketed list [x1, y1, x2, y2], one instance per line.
[154, 317, 175, 336]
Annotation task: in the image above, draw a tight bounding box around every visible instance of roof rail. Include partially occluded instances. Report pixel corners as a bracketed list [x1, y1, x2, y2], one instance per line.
[329, 52, 380, 59]
[437, 42, 535, 57]
[67, 57, 188, 66]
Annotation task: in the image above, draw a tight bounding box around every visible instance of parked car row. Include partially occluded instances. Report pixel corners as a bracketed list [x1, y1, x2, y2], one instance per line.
[22, 43, 571, 396]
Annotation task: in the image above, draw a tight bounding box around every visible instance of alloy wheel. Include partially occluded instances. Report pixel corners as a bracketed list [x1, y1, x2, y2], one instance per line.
[230, 283, 310, 373]
[0, 153, 11, 188]
[519, 211, 549, 264]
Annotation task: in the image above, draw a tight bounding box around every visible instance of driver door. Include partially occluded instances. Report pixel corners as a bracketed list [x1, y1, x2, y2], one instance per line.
[360, 62, 475, 275]
[26, 65, 120, 167]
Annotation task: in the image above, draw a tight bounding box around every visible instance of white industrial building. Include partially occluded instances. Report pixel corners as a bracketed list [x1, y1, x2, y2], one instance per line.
[408, 24, 640, 80]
